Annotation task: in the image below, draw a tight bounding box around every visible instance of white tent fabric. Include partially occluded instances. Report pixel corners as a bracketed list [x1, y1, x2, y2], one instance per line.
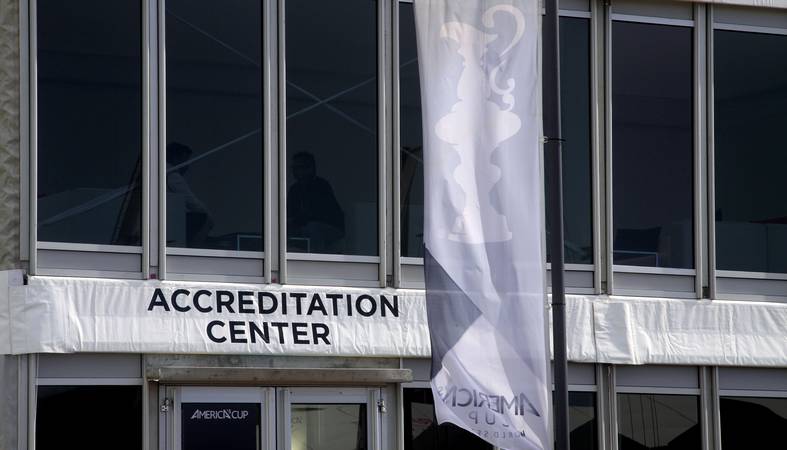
[561, 294, 787, 367]
[2, 272, 787, 367]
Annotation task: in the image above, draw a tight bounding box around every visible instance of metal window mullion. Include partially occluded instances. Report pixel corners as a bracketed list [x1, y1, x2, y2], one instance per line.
[17, 355, 28, 450]
[590, 0, 604, 295]
[27, 355, 37, 450]
[594, 364, 609, 450]
[148, 0, 160, 271]
[378, 0, 389, 288]
[157, 0, 167, 280]
[711, 367, 721, 450]
[693, 4, 707, 299]
[263, 0, 273, 283]
[142, 0, 151, 279]
[700, 367, 714, 450]
[29, 0, 38, 276]
[608, 365, 619, 450]
[20, 0, 31, 263]
[391, 0, 402, 288]
[706, 5, 717, 300]
[277, 0, 288, 284]
[604, 1, 614, 294]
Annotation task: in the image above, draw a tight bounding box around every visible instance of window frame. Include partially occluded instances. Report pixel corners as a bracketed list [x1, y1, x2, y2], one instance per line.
[605, 0, 707, 299]
[708, 5, 787, 302]
[607, 364, 710, 450]
[279, 0, 390, 288]
[27, 0, 152, 279]
[158, 0, 271, 284]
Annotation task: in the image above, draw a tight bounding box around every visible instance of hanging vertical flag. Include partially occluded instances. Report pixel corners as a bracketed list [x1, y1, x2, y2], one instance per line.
[414, 1, 549, 449]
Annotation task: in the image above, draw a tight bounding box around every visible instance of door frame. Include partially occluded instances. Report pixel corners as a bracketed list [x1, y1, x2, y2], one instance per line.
[161, 386, 384, 450]
[165, 386, 276, 450]
[278, 387, 382, 450]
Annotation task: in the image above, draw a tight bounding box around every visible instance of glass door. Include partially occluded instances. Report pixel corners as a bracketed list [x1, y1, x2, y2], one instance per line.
[280, 388, 380, 450]
[162, 386, 381, 450]
[168, 387, 275, 450]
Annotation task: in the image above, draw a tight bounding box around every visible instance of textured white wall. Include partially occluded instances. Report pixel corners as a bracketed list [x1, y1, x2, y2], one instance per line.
[0, 0, 21, 271]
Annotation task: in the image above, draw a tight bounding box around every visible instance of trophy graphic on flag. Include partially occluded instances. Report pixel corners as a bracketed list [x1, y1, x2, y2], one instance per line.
[434, 5, 526, 244]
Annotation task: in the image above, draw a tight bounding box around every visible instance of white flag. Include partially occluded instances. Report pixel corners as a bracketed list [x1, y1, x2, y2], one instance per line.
[414, 1, 550, 449]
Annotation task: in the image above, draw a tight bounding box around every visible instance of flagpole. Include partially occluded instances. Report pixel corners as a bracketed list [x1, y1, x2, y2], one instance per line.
[543, 0, 570, 448]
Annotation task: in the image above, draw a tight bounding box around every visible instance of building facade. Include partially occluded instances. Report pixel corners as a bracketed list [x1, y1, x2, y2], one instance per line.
[1, 0, 787, 449]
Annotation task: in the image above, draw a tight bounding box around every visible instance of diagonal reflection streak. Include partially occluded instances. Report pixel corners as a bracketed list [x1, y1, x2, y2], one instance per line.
[42, 13, 413, 226]
[39, 129, 261, 226]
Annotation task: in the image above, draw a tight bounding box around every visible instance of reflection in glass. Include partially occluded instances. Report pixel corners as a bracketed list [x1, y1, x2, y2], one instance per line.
[612, 22, 694, 269]
[291, 404, 367, 450]
[714, 31, 787, 273]
[403, 388, 492, 450]
[545, 17, 594, 265]
[399, 3, 424, 258]
[37, 0, 142, 245]
[720, 396, 787, 449]
[568, 392, 597, 450]
[288, 152, 345, 253]
[182, 402, 261, 450]
[617, 394, 700, 450]
[166, 0, 263, 251]
[286, 0, 378, 256]
[37, 386, 142, 450]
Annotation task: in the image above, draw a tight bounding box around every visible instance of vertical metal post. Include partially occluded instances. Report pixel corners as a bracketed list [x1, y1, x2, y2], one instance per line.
[543, 0, 569, 449]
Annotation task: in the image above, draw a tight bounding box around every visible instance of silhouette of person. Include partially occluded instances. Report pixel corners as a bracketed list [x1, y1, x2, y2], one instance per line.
[287, 152, 345, 252]
[166, 142, 214, 247]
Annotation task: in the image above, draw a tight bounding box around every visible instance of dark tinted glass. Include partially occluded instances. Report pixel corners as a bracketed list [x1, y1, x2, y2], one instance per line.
[37, 0, 142, 245]
[166, 0, 262, 251]
[291, 404, 367, 450]
[286, 0, 378, 256]
[182, 403, 261, 450]
[37, 386, 142, 450]
[403, 388, 492, 450]
[617, 394, 700, 450]
[569, 392, 597, 450]
[545, 17, 594, 265]
[612, 22, 694, 269]
[714, 31, 787, 273]
[399, 3, 424, 258]
[720, 396, 787, 449]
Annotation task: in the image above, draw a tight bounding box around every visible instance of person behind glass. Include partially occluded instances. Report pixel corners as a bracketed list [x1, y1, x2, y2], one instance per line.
[167, 142, 214, 247]
[287, 152, 345, 253]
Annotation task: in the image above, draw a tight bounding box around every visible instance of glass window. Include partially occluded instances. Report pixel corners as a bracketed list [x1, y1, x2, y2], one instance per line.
[403, 388, 492, 450]
[720, 396, 787, 449]
[617, 394, 700, 450]
[37, 0, 142, 246]
[285, 0, 378, 256]
[612, 21, 694, 269]
[568, 392, 597, 450]
[545, 16, 594, 265]
[166, 0, 263, 252]
[399, 2, 424, 259]
[36, 386, 142, 450]
[714, 30, 787, 273]
[291, 404, 367, 450]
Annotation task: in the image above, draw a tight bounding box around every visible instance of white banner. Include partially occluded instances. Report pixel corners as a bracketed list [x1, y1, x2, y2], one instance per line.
[415, 1, 550, 449]
[3, 276, 430, 357]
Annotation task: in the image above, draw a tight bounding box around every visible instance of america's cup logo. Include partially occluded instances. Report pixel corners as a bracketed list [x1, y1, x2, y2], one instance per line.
[434, 5, 526, 244]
